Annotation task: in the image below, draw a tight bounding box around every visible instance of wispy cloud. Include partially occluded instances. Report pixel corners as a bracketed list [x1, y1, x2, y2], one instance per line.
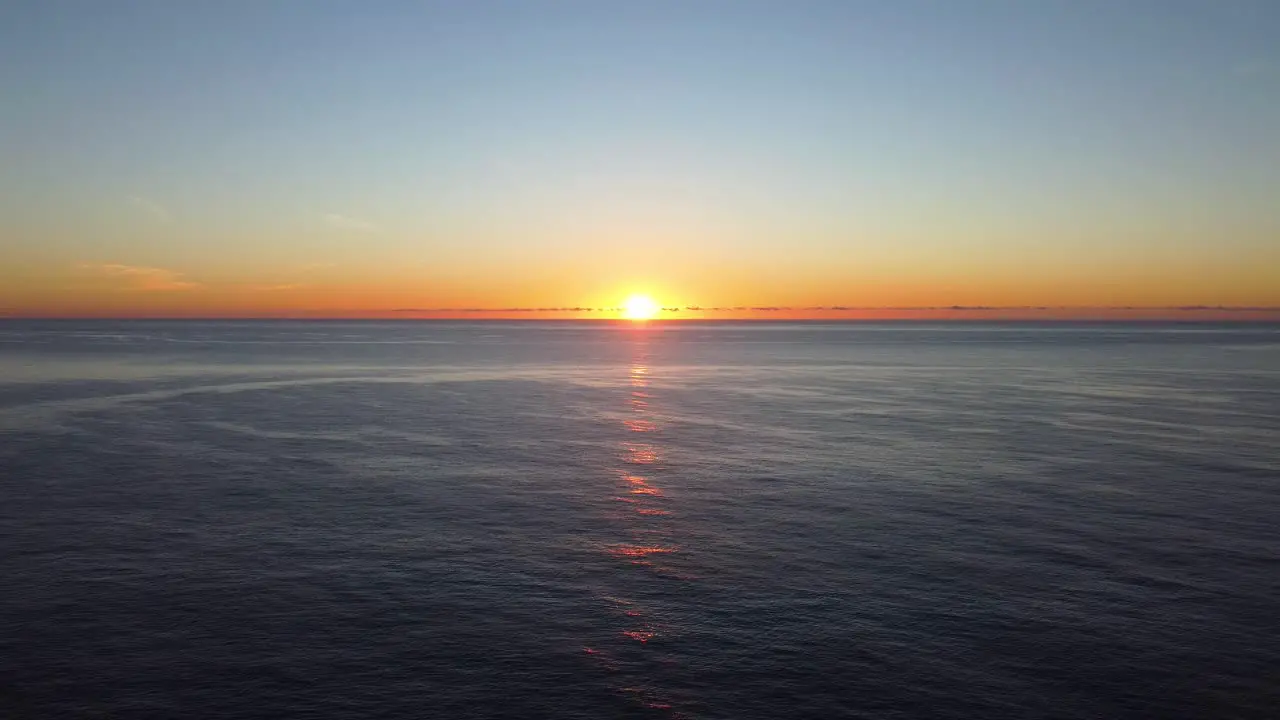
[238, 263, 336, 293]
[79, 263, 199, 291]
[1232, 60, 1277, 77]
[323, 214, 378, 233]
[127, 195, 169, 222]
[296, 262, 336, 273]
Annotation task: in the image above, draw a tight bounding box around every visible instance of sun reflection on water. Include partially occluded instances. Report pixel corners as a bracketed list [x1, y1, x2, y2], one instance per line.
[577, 333, 692, 716]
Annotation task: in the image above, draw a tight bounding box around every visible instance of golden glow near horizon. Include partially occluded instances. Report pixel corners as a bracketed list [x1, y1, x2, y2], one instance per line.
[622, 295, 660, 321]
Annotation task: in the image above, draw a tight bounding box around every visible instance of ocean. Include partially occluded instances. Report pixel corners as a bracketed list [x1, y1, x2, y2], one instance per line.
[1, 320, 1277, 719]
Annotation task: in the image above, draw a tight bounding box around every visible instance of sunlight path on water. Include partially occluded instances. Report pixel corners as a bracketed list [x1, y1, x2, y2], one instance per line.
[579, 327, 694, 717]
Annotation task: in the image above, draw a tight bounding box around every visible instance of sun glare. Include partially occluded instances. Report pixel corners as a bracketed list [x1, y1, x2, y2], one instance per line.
[623, 294, 660, 321]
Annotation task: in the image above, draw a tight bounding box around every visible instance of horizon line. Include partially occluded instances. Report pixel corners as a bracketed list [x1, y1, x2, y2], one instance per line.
[6, 304, 1277, 318]
[3, 305, 1280, 322]
[380, 305, 1280, 313]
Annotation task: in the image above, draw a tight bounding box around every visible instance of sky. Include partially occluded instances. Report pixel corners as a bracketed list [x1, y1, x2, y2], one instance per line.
[2, 0, 1278, 319]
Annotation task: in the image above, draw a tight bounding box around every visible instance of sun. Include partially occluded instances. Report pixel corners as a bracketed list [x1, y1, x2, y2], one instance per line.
[623, 294, 660, 320]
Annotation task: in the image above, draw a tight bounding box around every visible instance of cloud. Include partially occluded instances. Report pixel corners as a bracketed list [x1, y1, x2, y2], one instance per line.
[390, 307, 605, 313]
[1232, 60, 1277, 78]
[1175, 305, 1279, 312]
[323, 214, 378, 233]
[128, 195, 169, 222]
[79, 263, 199, 291]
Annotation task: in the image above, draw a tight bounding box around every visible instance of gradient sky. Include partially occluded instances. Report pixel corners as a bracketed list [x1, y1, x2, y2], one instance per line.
[2, 0, 1278, 318]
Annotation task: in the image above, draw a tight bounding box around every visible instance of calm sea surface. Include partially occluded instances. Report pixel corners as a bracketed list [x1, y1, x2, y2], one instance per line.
[2, 321, 1277, 719]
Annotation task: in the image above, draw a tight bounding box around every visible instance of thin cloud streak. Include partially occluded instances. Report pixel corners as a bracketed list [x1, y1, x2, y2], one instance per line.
[1232, 59, 1278, 77]
[79, 263, 199, 291]
[127, 195, 169, 222]
[323, 214, 378, 233]
[296, 263, 336, 273]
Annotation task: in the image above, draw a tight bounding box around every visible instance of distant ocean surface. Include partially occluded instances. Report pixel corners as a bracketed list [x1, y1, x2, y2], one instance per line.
[2, 320, 1278, 719]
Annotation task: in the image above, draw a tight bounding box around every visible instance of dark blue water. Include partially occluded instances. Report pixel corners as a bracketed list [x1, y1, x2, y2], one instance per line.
[2, 321, 1277, 719]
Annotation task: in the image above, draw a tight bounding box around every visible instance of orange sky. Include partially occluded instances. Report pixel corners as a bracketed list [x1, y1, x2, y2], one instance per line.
[3, 263, 1278, 320]
[5, 285, 1277, 322]
[4, 258, 1278, 320]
